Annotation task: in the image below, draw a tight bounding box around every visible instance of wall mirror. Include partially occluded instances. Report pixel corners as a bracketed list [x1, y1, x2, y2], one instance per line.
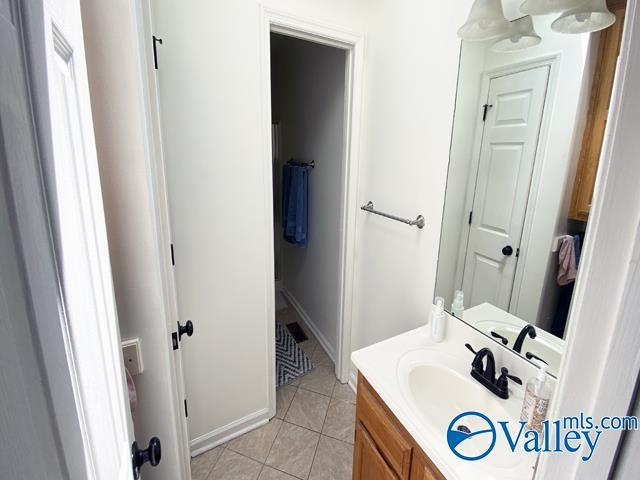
[436, 0, 626, 377]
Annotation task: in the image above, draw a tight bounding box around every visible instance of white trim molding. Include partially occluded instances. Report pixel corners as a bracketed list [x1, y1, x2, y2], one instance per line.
[190, 408, 270, 457]
[281, 288, 336, 362]
[537, 1, 640, 477]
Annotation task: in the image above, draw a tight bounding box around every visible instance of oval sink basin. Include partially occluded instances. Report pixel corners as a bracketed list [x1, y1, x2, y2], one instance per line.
[397, 348, 534, 477]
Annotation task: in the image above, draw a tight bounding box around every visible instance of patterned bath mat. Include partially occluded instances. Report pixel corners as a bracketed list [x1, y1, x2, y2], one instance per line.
[276, 323, 313, 388]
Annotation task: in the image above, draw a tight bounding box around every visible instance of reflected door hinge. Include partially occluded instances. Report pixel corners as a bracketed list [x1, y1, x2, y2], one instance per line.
[468, 211, 473, 225]
[184, 399, 189, 418]
[516, 247, 520, 258]
[172, 332, 179, 350]
[152, 35, 163, 70]
[170, 243, 175, 266]
[482, 103, 493, 122]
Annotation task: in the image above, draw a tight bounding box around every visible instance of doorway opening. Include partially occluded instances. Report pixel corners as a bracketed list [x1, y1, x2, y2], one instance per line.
[262, 12, 364, 413]
[270, 31, 347, 393]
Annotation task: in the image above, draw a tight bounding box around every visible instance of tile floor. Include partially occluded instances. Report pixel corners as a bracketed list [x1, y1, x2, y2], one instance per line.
[191, 303, 356, 480]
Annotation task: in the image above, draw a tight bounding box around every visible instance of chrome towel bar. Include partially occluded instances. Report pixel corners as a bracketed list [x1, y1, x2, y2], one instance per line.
[361, 201, 425, 229]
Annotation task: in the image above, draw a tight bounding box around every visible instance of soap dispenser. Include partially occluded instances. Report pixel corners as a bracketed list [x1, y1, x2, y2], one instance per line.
[431, 296, 446, 343]
[520, 359, 551, 434]
[451, 290, 465, 318]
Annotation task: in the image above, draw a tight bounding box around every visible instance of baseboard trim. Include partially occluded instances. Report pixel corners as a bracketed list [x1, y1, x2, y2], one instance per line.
[349, 367, 358, 393]
[281, 287, 336, 361]
[190, 408, 270, 457]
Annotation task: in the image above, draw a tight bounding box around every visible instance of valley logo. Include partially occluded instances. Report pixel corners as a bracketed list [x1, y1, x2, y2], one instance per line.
[447, 411, 639, 462]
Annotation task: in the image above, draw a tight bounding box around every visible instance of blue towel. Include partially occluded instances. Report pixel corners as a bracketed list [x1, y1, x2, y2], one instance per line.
[282, 164, 308, 247]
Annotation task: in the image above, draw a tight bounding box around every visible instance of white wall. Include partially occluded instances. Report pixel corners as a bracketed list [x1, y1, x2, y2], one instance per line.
[271, 34, 346, 355]
[435, 42, 486, 308]
[350, 0, 471, 352]
[79, 1, 185, 479]
[149, 0, 373, 449]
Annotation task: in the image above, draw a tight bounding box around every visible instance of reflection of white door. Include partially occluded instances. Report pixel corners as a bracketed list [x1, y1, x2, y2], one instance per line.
[462, 65, 550, 310]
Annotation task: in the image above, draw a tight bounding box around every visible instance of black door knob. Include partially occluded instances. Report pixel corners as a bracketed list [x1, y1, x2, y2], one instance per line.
[502, 245, 514, 256]
[178, 320, 194, 340]
[132, 437, 161, 479]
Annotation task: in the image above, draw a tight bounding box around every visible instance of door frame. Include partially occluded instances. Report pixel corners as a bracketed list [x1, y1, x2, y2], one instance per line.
[259, 7, 364, 388]
[453, 54, 560, 313]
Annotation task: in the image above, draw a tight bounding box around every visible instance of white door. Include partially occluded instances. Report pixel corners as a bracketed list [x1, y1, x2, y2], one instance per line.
[41, 0, 155, 478]
[462, 66, 550, 310]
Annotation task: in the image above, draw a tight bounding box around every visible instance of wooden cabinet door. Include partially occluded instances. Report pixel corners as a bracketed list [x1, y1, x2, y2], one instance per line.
[410, 451, 446, 480]
[353, 422, 399, 480]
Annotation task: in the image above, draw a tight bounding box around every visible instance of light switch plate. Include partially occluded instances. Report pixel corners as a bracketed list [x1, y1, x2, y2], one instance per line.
[122, 338, 143, 375]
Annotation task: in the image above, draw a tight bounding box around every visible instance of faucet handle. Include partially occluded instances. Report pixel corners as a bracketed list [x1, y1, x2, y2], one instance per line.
[495, 367, 522, 399]
[498, 367, 522, 385]
[465, 343, 477, 355]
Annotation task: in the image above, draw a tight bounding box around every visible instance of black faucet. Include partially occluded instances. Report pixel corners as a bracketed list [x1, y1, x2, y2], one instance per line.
[513, 324, 536, 353]
[465, 344, 522, 399]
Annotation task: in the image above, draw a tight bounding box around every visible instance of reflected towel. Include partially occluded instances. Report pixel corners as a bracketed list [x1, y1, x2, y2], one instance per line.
[557, 235, 577, 286]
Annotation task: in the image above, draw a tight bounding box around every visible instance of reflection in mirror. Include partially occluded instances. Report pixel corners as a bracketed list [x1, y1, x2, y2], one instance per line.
[437, 1, 626, 377]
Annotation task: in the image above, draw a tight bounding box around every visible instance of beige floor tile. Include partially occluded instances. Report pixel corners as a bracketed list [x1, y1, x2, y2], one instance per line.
[310, 346, 333, 366]
[190, 446, 223, 480]
[208, 449, 262, 480]
[265, 422, 320, 479]
[298, 365, 336, 397]
[258, 466, 299, 480]
[331, 380, 356, 403]
[308, 436, 354, 480]
[300, 337, 319, 355]
[227, 419, 283, 462]
[331, 381, 356, 404]
[285, 388, 330, 432]
[275, 385, 297, 419]
[321, 399, 355, 444]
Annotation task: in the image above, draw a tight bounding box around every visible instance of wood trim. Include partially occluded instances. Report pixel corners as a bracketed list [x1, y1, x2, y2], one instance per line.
[569, 1, 626, 221]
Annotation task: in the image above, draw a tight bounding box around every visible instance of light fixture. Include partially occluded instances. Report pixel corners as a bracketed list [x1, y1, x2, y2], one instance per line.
[551, 0, 616, 33]
[458, 0, 510, 41]
[492, 16, 542, 52]
[520, 0, 585, 15]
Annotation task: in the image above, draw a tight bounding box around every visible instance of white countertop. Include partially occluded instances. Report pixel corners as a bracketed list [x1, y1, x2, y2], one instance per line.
[352, 320, 539, 480]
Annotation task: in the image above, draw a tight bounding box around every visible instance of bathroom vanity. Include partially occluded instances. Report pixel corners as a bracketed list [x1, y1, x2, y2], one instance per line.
[354, 373, 444, 480]
[351, 317, 543, 480]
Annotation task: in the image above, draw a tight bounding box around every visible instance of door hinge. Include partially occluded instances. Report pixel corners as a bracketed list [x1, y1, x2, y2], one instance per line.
[516, 247, 520, 258]
[170, 243, 175, 266]
[152, 35, 163, 70]
[482, 103, 493, 122]
[184, 399, 189, 418]
[172, 332, 179, 350]
[468, 211, 473, 225]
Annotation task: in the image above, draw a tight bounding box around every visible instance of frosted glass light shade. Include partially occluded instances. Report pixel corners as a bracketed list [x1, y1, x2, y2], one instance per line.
[492, 16, 542, 52]
[520, 0, 585, 15]
[551, 0, 616, 33]
[458, 0, 510, 41]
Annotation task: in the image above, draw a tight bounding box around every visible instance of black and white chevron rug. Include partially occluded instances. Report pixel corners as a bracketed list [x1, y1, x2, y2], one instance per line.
[276, 323, 313, 388]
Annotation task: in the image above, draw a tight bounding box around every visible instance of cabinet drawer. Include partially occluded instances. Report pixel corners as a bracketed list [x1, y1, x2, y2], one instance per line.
[356, 381, 412, 479]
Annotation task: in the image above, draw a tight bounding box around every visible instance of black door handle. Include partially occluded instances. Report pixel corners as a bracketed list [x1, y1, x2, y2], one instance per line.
[178, 320, 194, 341]
[132, 437, 161, 479]
[502, 245, 514, 256]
